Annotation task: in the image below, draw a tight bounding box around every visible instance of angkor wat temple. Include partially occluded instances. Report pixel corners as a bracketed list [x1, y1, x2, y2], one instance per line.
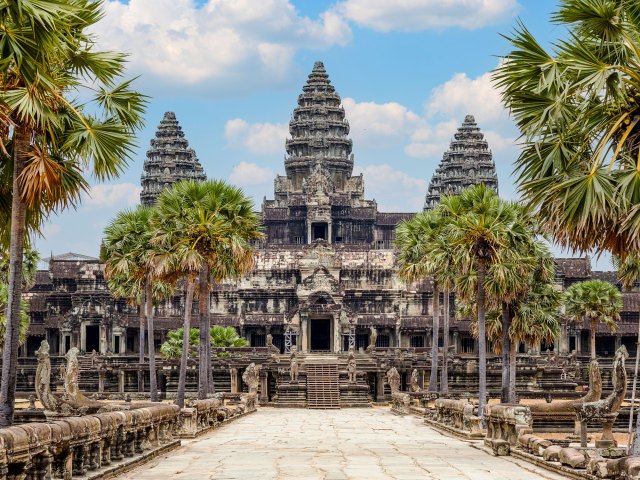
[19, 62, 640, 401]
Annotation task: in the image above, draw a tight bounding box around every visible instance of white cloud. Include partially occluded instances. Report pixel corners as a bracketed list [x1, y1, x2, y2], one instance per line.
[94, 0, 352, 92]
[229, 162, 274, 187]
[342, 98, 421, 147]
[41, 223, 61, 238]
[354, 164, 427, 211]
[83, 183, 142, 208]
[336, 0, 519, 32]
[225, 119, 289, 155]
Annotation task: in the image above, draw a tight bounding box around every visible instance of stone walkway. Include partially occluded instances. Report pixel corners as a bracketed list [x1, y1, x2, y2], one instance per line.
[119, 408, 568, 480]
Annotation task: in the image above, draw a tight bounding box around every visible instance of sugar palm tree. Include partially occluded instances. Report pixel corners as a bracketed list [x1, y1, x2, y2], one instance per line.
[151, 179, 260, 400]
[0, 0, 146, 425]
[493, 0, 640, 258]
[564, 280, 622, 360]
[151, 180, 260, 406]
[396, 210, 445, 391]
[102, 207, 171, 402]
[0, 284, 29, 350]
[438, 184, 526, 417]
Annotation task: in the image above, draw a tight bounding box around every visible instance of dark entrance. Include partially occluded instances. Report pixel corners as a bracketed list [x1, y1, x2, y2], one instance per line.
[312, 223, 328, 241]
[310, 318, 331, 351]
[85, 325, 99, 352]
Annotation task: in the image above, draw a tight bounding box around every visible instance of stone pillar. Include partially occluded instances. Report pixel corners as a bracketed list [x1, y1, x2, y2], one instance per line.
[453, 331, 459, 354]
[376, 372, 385, 401]
[80, 323, 86, 352]
[300, 316, 308, 353]
[559, 321, 568, 354]
[333, 317, 341, 354]
[99, 323, 108, 354]
[259, 371, 269, 403]
[98, 371, 105, 393]
[230, 368, 238, 394]
[118, 370, 125, 393]
[120, 334, 126, 354]
[328, 222, 332, 244]
[307, 223, 312, 245]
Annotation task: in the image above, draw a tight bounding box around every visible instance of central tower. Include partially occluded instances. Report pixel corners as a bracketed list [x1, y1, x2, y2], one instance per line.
[284, 61, 354, 191]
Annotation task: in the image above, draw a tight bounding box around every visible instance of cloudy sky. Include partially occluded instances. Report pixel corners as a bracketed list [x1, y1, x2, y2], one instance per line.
[36, 1, 605, 267]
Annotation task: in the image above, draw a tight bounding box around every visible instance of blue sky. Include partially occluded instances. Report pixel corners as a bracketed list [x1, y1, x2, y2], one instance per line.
[35, 0, 608, 268]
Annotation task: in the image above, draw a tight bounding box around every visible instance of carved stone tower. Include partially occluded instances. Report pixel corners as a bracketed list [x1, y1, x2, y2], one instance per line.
[284, 61, 354, 191]
[140, 112, 206, 206]
[424, 114, 498, 210]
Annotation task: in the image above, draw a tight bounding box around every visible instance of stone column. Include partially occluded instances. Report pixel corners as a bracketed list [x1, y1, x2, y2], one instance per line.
[80, 323, 86, 352]
[98, 371, 105, 393]
[453, 331, 459, 354]
[120, 334, 126, 354]
[99, 323, 108, 354]
[230, 368, 238, 394]
[328, 222, 332, 244]
[259, 371, 269, 403]
[118, 370, 125, 393]
[300, 316, 308, 353]
[307, 222, 312, 244]
[333, 317, 341, 354]
[376, 372, 385, 401]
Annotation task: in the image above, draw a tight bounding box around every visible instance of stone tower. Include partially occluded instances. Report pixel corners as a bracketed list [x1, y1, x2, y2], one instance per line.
[140, 112, 206, 206]
[284, 61, 354, 191]
[424, 115, 498, 210]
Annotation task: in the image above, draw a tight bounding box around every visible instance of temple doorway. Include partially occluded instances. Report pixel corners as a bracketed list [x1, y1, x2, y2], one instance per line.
[85, 325, 99, 352]
[310, 318, 331, 352]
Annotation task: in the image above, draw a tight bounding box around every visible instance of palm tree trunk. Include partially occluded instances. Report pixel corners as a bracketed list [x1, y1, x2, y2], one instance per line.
[145, 277, 158, 402]
[590, 319, 597, 360]
[0, 127, 29, 427]
[429, 282, 440, 391]
[176, 278, 195, 408]
[198, 264, 210, 399]
[501, 302, 510, 403]
[138, 299, 145, 393]
[477, 262, 487, 419]
[508, 336, 517, 403]
[440, 287, 449, 392]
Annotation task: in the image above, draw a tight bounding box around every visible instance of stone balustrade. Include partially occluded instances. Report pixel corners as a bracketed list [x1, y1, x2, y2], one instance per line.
[514, 430, 640, 479]
[423, 398, 484, 439]
[0, 404, 180, 479]
[180, 393, 257, 438]
[390, 392, 410, 415]
[484, 404, 532, 455]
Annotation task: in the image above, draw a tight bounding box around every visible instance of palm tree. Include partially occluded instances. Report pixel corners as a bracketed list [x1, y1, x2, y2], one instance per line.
[0, 0, 146, 425]
[493, 0, 640, 258]
[0, 284, 29, 350]
[102, 207, 170, 402]
[151, 180, 260, 406]
[564, 280, 622, 360]
[160, 328, 201, 359]
[396, 210, 445, 391]
[438, 184, 526, 417]
[210, 326, 248, 348]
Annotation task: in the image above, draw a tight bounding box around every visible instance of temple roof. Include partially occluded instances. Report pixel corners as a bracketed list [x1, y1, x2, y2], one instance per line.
[140, 112, 206, 206]
[424, 114, 498, 210]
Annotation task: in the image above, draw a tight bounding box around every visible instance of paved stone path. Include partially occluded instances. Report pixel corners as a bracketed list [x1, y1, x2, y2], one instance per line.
[120, 408, 568, 480]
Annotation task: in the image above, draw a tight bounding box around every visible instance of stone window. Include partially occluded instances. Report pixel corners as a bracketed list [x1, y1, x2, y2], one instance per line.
[410, 335, 424, 348]
[376, 334, 390, 348]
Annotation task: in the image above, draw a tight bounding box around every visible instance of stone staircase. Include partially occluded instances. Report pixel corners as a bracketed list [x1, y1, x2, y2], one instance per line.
[306, 360, 340, 409]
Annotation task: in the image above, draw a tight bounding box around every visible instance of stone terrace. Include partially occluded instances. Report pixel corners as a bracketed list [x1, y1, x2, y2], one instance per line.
[117, 408, 566, 480]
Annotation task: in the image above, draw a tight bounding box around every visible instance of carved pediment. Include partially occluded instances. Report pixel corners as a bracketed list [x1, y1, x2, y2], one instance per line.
[302, 266, 339, 294]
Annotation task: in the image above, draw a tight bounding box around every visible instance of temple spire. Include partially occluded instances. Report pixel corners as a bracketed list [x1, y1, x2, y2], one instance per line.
[284, 61, 353, 192]
[140, 112, 206, 206]
[424, 114, 498, 210]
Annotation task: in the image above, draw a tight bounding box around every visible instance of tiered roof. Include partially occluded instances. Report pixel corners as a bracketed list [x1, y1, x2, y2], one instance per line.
[284, 61, 353, 190]
[140, 112, 206, 206]
[424, 115, 498, 210]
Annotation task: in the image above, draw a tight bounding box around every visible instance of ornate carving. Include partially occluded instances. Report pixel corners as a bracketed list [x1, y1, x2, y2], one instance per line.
[242, 363, 260, 395]
[347, 349, 357, 383]
[410, 369, 421, 392]
[35, 340, 59, 411]
[386, 367, 400, 394]
[289, 347, 300, 383]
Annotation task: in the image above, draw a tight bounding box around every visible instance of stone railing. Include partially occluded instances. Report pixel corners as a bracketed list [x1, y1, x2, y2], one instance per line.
[515, 431, 640, 479]
[423, 398, 483, 439]
[0, 404, 180, 479]
[179, 393, 257, 438]
[390, 392, 410, 415]
[484, 404, 532, 455]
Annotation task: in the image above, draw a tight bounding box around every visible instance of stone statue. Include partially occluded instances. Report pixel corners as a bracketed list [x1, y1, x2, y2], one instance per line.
[290, 347, 299, 383]
[35, 340, 59, 411]
[367, 326, 377, 352]
[266, 334, 280, 355]
[242, 363, 260, 395]
[347, 349, 357, 383]
[386, 367, 400, 394]
[575, 345, 628, 447]
[410, 369, 421, 392]
[64, 347, 81, 402]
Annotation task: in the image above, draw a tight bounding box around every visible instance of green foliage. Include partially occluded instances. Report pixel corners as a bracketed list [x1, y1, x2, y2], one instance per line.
[564, 279, 622, 331]
[494, 0, 640, 257]
[160, 326, 247, 358]
[0, 243, 39, 289]
[0, 284, 29, 348]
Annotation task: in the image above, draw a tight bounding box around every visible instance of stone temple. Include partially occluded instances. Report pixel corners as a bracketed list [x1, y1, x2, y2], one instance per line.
[19, 62, 640, 402]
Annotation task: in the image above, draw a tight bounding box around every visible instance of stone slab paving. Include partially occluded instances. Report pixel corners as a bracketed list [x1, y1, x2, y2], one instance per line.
[118, 408, 568, 480]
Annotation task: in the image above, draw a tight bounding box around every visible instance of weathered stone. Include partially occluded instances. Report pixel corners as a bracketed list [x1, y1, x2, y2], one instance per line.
[543, 445, 562, 462]
[558, 447, 587, 469]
